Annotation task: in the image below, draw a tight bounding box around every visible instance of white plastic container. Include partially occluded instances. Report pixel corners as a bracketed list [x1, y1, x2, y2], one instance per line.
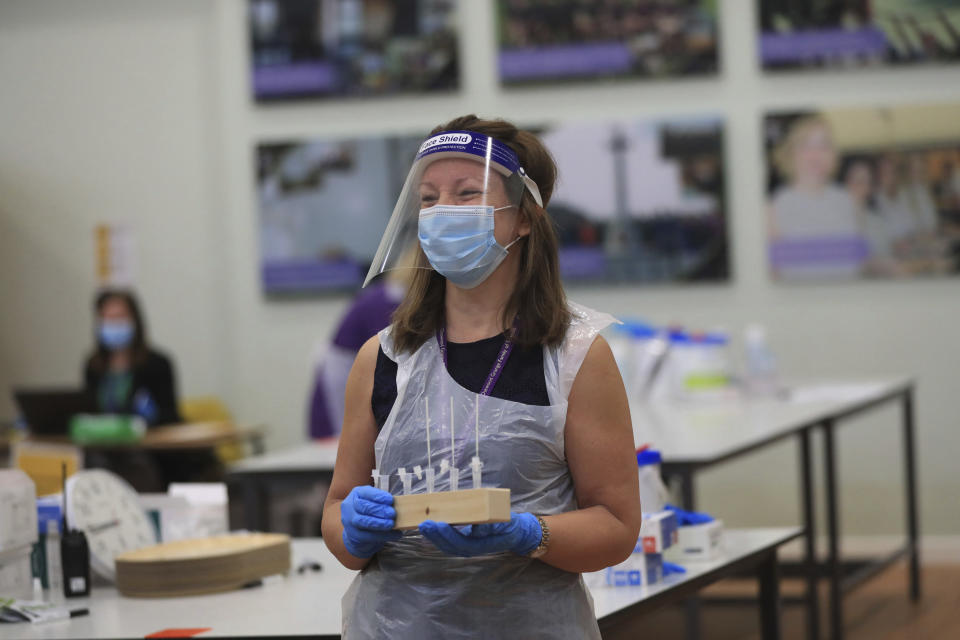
[636, 449, 669, 514]
[743, 323, 779, 396]
[608, 321, 665, 398]
[669, 332, 734, 400]
[632, 329, 669, 398]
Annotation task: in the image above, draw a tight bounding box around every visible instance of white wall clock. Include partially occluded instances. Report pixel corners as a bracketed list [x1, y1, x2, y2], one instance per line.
[65, 469, 157, 581]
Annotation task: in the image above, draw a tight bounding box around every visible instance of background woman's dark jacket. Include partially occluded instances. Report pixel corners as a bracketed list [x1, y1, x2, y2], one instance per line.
[83, 349, 182, 426]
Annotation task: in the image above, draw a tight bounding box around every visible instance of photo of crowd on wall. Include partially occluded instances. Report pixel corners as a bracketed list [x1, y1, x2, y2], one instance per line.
[765, 105, 960, 280]
[758, 0, 960, 71]
[496, 0, 718, 84]
[249, 0, 458, 100]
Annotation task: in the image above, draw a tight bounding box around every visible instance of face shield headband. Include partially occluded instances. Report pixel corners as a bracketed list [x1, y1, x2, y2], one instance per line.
[414, 131, 543, 208]
[363, 130, 544, 288]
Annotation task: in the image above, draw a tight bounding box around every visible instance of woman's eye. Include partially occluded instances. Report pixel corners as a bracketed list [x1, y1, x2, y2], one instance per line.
[420, 195, 437, 205]
[459, 190, 481, 198]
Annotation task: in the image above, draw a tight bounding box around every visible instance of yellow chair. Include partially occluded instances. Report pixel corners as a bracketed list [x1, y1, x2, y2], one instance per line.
[13, 441, 82, 496]
[179, 396, 246, 463]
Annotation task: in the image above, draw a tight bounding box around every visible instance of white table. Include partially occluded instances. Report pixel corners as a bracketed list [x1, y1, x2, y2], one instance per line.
[634, 377, 918, 640]
[227, 440, 340, 531]
[229, 441, 340, 475]
[225, 379, 919, 640]
[4, 530, 800, 640]
[631, 379, 912, 467]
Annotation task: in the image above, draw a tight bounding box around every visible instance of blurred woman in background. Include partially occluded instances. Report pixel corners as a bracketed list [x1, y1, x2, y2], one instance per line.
[84, 289, 181, 426]
[83, 289, 221, 490]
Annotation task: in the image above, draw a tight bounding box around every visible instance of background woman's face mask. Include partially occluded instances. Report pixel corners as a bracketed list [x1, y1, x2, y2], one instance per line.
[99, 320, 134, 350]
[418, 204, 519, 289]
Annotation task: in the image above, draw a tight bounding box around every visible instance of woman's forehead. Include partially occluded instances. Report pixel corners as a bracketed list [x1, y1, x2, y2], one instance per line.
[101, 298, 131, 316]
[420, 158, 488, 186]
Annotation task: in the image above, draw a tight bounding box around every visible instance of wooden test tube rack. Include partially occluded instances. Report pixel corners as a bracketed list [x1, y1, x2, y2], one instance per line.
[393, 488, 511, 530]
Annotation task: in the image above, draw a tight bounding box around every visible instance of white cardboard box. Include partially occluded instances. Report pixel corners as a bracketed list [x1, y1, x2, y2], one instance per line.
[602, 552, 663, 587]
[0, 470, 38, 552]
[638, 510, 678, 554]
[665, 520, 724, 562]
[0, 545, 34, 599]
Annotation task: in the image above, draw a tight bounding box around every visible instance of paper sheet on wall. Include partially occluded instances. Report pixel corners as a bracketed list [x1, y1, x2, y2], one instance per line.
[95, 223, 137, 287]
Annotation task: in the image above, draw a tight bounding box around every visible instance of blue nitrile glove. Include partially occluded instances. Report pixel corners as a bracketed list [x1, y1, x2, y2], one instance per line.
[662, 561, 687, 576]
[419, 512, 542, 557]
[665, 504, 714, 526]
[340, 486, 402, 558]
[132, 390, 158, 423]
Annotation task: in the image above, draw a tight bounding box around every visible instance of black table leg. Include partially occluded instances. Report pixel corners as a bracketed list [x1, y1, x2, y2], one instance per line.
[240, 476, 269, 531]
[758, 550, 783, 640]
[799, 428, 821, 640]
[901, 388, 921, 601]
[677, 468, 700, 640]
[241, 476, 258, 530]
[680, 467, 696, 510]
[822, 420, 843, 640]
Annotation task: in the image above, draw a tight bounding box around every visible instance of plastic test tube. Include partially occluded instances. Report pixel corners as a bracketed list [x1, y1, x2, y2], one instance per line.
[398, 468, 412, 495]
[449, 466, 460, 492]
[470, 456, 483, 489]
[371, 469, 390, 491]
[370, 469, 390, 491]
[425, 467, 436, 493]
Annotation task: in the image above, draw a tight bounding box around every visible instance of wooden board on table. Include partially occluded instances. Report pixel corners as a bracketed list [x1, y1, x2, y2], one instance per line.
[115, 533, 290, 597]
[393, 488, 511, 530]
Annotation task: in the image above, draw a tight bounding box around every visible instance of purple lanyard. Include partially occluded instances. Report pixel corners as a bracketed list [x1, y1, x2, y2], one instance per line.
[436, 317, 518, 396]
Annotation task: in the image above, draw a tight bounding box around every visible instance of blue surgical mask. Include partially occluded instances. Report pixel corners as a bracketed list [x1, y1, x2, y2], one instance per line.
[418, 204, 520, 289]
[99, 320, 134, 350]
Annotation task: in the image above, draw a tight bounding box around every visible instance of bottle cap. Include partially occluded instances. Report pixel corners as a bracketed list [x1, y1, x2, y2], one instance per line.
[637, 449, 662, 466]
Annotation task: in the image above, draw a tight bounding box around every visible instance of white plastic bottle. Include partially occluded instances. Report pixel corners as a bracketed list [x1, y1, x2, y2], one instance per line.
[743, 323, 779, 396]
[44, 519, 62, 601]
[636, 449, 669, 514]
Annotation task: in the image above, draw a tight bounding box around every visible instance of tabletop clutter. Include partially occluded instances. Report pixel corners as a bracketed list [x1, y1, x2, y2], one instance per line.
[3, 426, 728, 624]
[607, 319, 781, 402]
[584, 445, 724, 589]
[0, 465, 292, 624]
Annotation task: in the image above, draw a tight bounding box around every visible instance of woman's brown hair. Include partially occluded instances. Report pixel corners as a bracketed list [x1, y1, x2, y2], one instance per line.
[391, 115, 570, 353]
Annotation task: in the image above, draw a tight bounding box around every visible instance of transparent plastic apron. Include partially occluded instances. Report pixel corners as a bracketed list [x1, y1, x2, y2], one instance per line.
[341, 303, 615, 639]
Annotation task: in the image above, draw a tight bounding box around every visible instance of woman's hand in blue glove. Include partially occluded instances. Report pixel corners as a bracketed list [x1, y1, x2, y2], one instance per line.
[340, 486, 402, 559]
[419, 512, 542, 558]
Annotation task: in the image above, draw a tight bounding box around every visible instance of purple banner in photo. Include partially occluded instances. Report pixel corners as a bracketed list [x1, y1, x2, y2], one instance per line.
[253, 62, 338, 98]
[760, 28, 888, 64]
[559, 246, 608, 279]
[500, 43, 633, 80]
[263, 259, 363, 292]
[769, 236, 869, 267]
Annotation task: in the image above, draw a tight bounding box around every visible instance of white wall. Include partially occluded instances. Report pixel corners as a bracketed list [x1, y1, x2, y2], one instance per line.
[2, 1, 958, 536]
[0, 1, 229, 411]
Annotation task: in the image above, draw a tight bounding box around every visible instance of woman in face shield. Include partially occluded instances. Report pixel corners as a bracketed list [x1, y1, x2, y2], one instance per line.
[321, 115, 641, 639]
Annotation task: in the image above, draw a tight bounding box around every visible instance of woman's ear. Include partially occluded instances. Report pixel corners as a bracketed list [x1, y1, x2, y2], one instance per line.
[517, 204, 536, 238]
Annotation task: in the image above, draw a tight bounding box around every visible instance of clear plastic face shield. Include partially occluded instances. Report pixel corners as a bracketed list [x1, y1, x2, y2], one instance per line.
[363, 131, 544, 288]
